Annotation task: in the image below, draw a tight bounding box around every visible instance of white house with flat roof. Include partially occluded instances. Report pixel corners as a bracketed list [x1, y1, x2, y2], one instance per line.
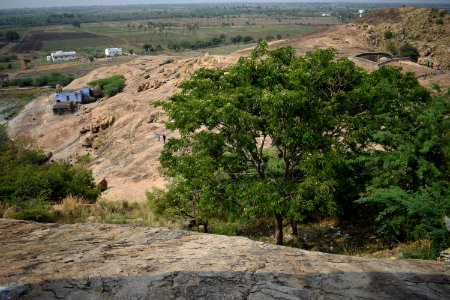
[47, 51, 78, 62]
[105, 48, 123, 57]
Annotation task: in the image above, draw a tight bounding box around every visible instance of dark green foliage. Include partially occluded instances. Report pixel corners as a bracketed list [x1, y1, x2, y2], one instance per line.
[384, 30, 394, 39]
[0, 54, 18, 63]
[358, 95, 450, 256]
[9, 78, 33, 87]
[150, 43, 446, 253]
[399, 43, 420, 62]
[71, 20, 81, 28]
[5, 31, 20, 42]
[168, 35, 226, 51]
[0, 138, 100, 221]
[88, 75, 125, 97]
[31, 73, 74, 87]
[387, 42, 398, 56]
[7, 73, 73, 88]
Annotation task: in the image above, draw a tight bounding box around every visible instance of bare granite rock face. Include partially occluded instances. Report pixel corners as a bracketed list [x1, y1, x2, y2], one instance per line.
[0, 219, 449, 299]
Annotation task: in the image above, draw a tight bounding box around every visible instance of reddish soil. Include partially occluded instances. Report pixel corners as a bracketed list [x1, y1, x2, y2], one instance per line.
[13, 31, 102, 52]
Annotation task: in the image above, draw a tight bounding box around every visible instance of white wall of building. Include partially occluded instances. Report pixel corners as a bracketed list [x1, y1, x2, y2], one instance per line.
[50, 51, 78, 62]
[105, 48, 123, 56]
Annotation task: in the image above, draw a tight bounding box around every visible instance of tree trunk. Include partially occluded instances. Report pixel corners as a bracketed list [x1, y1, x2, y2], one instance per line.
[275, 214, 283, 245]
[291, 221, 298, 236]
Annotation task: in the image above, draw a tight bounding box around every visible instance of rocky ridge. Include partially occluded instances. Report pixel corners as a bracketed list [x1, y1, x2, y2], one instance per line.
[0, 219, 449, 299]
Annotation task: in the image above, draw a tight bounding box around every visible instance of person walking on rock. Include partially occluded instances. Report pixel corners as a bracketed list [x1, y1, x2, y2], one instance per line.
[156, 132, 160, 141]
[162, 134, 166, 143]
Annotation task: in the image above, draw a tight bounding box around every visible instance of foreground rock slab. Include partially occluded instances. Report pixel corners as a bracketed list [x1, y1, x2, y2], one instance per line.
[0, 219, 449, 299]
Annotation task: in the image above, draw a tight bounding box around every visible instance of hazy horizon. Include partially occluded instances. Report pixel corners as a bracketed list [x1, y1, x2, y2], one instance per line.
[0, 0, 449, 10]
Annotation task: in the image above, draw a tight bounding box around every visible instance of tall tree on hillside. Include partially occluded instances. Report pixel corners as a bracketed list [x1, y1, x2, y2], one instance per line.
[149, 43, 432, 245]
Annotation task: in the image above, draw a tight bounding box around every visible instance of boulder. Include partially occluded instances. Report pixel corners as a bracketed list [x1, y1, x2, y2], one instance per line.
[81, 136, 92, 148]
[1, 219, 449, 300]
[96, 178, 108, 191]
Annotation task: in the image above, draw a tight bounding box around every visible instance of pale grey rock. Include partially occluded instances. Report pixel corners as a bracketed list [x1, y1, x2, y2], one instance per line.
[0, 219, 449, 300]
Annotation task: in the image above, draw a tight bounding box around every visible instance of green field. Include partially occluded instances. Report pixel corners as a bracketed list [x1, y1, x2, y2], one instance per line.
[42, 36, 125, 52]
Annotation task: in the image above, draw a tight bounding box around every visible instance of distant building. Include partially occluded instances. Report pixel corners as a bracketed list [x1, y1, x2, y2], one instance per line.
[54, 87, 90, 104]
[47, 51, 78, 62]
[358, 10, 365, 18]
[105, 48, 123, 57]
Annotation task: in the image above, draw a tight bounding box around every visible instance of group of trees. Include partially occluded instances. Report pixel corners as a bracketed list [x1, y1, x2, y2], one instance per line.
[168, 35, 226, 51]
[3, 31, 20, 42]
[148, 44, 449, 255]
[143, 43, 164, 53]
[0, 126, 100, 222]
[88, 75, 125, 97]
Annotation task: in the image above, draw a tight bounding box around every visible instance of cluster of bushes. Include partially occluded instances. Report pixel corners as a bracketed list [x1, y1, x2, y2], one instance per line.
[0, 54, 17, 63]
[168, 35, 226, 51]
[386, 42, 420, 62]
[143, 44, 164, 53]
[230, 35, 254, 44]
[88, 74, 125, 97]
[6, 73, 74, 88]
[0, 126, 100, 222]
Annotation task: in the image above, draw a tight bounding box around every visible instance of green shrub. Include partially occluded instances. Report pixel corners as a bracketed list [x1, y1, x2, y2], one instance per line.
[0, 54, 17, 63]
[7, 197, 54, 223]
[88, 75, 125, 97]
[0, 139, 100, 221]
[10, 78, 33, 87]
[399, 43, 420, 62]
[384, 30, 394, 39]
[211, 223, 238, 236]
[387, 42, 398, 56]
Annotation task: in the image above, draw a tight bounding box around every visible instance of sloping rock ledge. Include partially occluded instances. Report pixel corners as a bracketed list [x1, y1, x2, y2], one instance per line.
[0, 219, 449, 299]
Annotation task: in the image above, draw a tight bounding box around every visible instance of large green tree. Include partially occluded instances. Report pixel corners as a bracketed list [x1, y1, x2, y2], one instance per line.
[149, 43, 433, 245]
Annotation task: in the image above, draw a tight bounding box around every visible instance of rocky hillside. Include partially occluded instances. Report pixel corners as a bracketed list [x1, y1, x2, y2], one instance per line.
[7, 7, 448, 203]
[7, 54, 238, 202]
[354, 7, 450, 69]
[1, 219, 449, 299]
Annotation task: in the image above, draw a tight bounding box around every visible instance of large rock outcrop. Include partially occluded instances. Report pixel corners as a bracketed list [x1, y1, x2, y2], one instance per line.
[1, 219, 449, 299]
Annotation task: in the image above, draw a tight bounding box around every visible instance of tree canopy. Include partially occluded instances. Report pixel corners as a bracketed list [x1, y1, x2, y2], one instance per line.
[148, 43, 448, 251]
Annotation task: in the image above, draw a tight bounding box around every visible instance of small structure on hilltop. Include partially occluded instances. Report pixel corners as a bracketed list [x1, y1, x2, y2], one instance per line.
[46, 51, 78, 62]
[105, 48, 123, 57]
[52, 87, 90, 115]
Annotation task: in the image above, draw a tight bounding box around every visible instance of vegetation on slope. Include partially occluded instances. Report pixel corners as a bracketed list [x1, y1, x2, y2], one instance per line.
[88, 75, 125, 97]
[0, 126, 100, 222]
[147, 44, 449, 256]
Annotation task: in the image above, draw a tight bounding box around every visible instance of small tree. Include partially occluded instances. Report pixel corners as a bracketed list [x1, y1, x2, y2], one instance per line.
[384, 30, 394, 39]
[387, 42, 398, 56]
[5, 31, 20, 42]
[71, 21, 81, 28]
[399, 43, 420, 62]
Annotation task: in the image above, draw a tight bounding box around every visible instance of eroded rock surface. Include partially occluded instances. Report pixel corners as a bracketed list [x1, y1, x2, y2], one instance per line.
[0, 219, 449, 299]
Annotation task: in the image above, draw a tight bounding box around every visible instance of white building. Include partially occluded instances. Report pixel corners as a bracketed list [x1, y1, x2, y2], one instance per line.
[358, 10, 365, 18]
[105, 48, 123, 57]
[48, 51, 78, 62]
